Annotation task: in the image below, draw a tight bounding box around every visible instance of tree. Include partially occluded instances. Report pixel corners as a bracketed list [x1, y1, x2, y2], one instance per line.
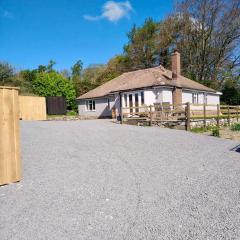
[124, 18, 159, 70]
[77, 80, 99, 97]
[0, 62, 14, 85]
[32, 71, 76, 109]
[71, 60, 83, 96]
[95, 55, 130, 84]
[221, 70, 240, 104]
[82, 64, 105, 83]
[16, 70, 37, 94]
[46, 60, 56, 72]
[173, 0, 240, 87]
[71, 60, 83, 78]
[37, 65, 47, 73]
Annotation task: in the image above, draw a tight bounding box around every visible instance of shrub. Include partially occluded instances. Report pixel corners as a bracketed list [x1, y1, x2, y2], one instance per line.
[32, 71, 76, 109]
[67, 110, 77, 116]
[231, 123, 240, 131]
[212, 127, 220, 137]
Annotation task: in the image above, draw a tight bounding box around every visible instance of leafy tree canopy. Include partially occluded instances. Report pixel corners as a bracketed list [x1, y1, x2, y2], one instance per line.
[0, 62, 14, 85]
[32, 71, 76, 109]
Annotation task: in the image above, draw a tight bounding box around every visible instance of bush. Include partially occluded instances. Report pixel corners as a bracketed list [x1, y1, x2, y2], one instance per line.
[212, 127, 220, 137]
[67, 110, 77, 116]
[32, 71, 76, 109]
[231, 123, 240, 131]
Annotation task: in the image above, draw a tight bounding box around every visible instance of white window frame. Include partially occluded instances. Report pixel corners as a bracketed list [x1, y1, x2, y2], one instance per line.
[86, 99, 96, 111]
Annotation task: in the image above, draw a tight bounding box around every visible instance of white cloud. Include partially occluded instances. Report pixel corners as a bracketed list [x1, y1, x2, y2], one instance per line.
[83, 1, 133, 23]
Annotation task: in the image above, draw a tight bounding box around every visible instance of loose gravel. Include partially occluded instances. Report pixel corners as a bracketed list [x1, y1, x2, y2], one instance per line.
[0, 120, 240, 240]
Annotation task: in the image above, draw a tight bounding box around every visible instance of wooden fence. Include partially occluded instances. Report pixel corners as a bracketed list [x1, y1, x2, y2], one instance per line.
[19, 96, 47, 120]
[0, 86, 21, 186]
[121, 103, 240, 131]
[46, 96, 67, 115]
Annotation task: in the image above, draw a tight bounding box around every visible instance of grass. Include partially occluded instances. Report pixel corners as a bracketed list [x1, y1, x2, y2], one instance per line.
[191, 125, 220, 137]
[231, 123, 240, 131]
[67, 110, 77, 116]
[211, 127, 220, 137]
[191, 125, 214, 133]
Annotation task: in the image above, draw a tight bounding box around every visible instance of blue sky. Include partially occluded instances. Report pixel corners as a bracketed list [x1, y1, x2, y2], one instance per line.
[0, 0, 173, 70]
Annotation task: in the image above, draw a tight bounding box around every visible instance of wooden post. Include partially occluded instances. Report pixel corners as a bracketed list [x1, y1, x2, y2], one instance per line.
[120, 93, 123, 124]
[0, 86, 21, 186]
[203, 103, 206, 130]
[186, 102, 190, 131]
[227, 105, 230, 126]
[120, 109, 123, 124]
[237, 106, 239, 122]
[149, 105, 152, 126]
[217, 104, 220, 128]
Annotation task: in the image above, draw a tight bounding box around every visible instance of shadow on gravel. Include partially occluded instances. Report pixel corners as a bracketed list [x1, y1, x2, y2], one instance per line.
[231, 144, 240, 153]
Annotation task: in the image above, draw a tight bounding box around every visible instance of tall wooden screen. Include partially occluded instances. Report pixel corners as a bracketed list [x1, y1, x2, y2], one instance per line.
[46, 96, 67, 115]
[0, 86, 21, 186]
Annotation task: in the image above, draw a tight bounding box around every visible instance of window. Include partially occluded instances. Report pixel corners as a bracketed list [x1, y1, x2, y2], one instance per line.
[141, 92, 144, 105]
[86, 100, 95, 111]
[192, 93, 199, 104]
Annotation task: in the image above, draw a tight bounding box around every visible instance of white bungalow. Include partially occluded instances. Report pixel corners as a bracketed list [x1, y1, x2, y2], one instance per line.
[77, 51, 221, 118]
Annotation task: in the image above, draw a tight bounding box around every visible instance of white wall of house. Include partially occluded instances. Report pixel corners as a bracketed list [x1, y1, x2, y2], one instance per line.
[182, 90, 220, 110]
[162, 89, 173, 104]
[144, 90, 157, 106]
[78, 97, 115, 118]
[78, 88, 221, 118]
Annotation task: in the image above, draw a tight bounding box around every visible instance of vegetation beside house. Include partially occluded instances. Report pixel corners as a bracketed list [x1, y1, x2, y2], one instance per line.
[0, 0, 239, 108]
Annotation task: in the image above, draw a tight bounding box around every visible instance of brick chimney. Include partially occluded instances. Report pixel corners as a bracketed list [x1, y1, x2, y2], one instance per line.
[171, 50, 182, 107]
[171, 49, 181, 79]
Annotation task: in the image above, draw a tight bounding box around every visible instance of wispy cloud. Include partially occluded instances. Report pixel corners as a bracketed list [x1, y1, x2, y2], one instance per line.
[2, 10, 14, 19]
[0, 7, 14, 19]
[83, 1, 134, 23]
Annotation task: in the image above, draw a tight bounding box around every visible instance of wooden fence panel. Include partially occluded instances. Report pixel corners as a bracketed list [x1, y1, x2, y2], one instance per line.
[0, 86, 21, 186]
[19, 96, 47, 121]
[46, 96, 67, 115]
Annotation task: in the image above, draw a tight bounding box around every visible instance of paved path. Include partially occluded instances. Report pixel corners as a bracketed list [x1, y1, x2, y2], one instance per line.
[1, 120, 240, 240]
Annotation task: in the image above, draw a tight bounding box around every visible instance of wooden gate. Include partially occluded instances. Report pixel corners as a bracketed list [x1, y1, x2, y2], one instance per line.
[0, 86, 21, 186]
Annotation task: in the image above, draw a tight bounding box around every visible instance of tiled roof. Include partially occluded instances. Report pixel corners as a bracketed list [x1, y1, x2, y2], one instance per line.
[77, 66, 216, 100]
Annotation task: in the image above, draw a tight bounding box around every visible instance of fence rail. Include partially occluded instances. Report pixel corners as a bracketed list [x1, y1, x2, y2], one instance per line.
[121, 103, 240, 130]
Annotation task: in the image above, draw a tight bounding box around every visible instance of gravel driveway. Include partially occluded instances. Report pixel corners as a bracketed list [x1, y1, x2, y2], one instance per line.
[1, 120, 240, 240]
